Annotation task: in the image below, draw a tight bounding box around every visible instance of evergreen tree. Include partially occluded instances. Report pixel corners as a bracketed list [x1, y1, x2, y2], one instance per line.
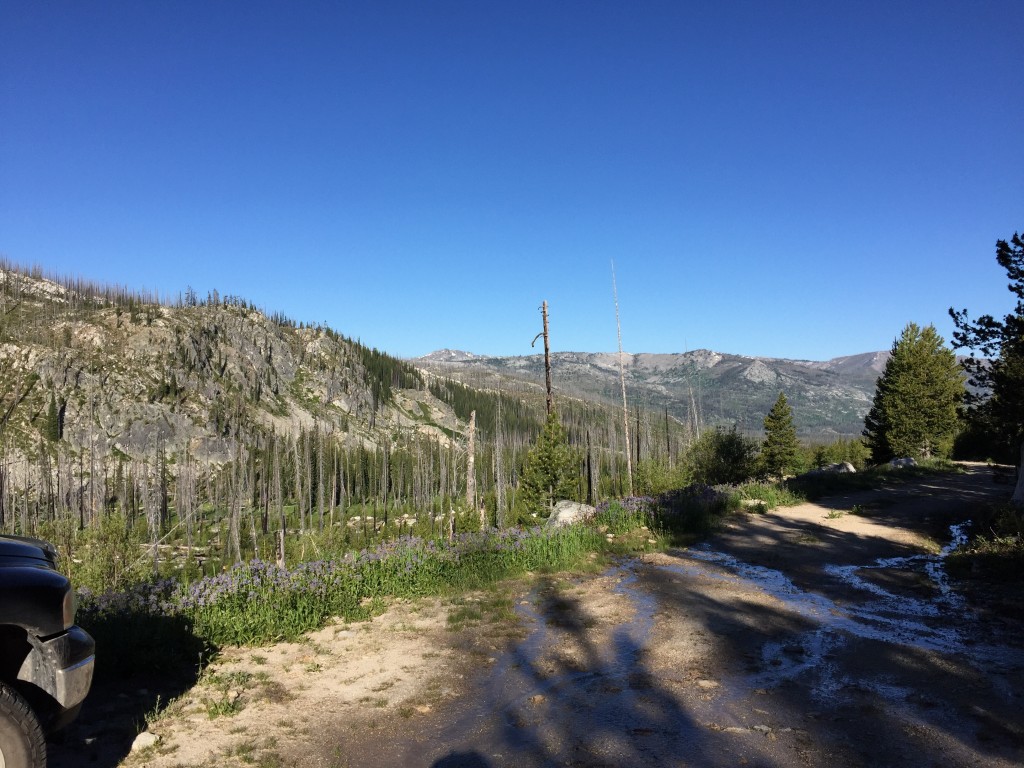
[950, 230, 1024, 503]
[863, 323, 964, 463]
[762, 392, 799, 477]
[43, 392, 59, 443]
[519, 411, 579, 514]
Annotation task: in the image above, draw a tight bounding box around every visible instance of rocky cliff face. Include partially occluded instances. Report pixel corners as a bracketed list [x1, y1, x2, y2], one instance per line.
[0, 267, 457, 467]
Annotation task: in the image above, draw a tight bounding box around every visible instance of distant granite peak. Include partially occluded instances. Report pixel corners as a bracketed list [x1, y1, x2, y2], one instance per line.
[418, 349, 480, 362]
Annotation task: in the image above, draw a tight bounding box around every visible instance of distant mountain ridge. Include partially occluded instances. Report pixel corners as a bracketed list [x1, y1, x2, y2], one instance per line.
[413, 348, 892, 438]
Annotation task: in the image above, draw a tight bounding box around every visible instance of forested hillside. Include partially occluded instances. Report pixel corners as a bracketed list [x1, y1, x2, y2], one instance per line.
[0, 263, 691, 572]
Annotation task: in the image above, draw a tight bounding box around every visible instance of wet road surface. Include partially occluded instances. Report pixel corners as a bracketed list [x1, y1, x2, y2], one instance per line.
[323, 466, 1024, 768]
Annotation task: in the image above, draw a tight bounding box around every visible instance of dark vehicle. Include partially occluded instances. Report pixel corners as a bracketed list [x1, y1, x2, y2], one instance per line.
[0, 535, 95, 768]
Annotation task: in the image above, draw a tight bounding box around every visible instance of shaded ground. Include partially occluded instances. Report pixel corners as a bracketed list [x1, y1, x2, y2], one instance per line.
[52, 464, 1024, 767]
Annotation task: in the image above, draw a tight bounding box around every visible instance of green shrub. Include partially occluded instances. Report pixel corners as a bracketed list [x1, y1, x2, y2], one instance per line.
[633, 458, 690, 496]
[685, 427, 758, 485]
[802, 437, 871, 471]
[737, 481, 804, 510]
[51, 513, 152, 594]
[655, 485, 739, 538]
[946, 503, 1024, 583]
[593, 499, 655, 534]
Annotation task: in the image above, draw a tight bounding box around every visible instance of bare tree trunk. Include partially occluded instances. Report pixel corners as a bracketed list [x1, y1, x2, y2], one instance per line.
[1014, 441, 1024, 505]
[260, 443, 270, 536]
[305, 434, 313, 531]
[0, 455, 7, 530]
[186, 454, 196, 557]
[532, 301, 554, 415]
[688, 371, 702, 440]
[630, 409, 638, 468]
[274, 441, 284, 533]
[467, 410, 478, 524]
[78, 452, 85, 530]
[294, 436, 304, 532]
[665, 407, 672, 462]
[494, 394, 505, 528]
[330, 446, 338, 528]
[586, 430, 594, 505]
[317, 428, 324, 533]
[158, 449, 168, 530]
[340, 450, 347, 522]
[145, 465, 159, 574]
[611, 262, 633, 496]
[247, 455, 259, 560]
[89, 427, 97, 525]
[542, 302, 552, 415]
[229, 450, 242, 563]
[381, 445, 389, 529]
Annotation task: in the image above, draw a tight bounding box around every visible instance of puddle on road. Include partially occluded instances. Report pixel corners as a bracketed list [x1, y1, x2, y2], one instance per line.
[429, 563, 683, 766]
[654, 521, 1019, 704]
[484, 563, 658, 708]
[824, 520, 971, 609]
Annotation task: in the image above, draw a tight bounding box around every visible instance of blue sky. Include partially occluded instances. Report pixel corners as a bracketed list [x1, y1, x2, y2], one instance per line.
[2, 1, 1021, 361]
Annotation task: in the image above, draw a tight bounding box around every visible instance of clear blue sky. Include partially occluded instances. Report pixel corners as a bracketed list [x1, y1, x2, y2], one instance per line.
[2, 1, 1021, 361]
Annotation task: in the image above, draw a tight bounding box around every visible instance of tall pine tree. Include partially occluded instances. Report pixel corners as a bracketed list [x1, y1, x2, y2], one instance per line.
[762, 392, 799, 477]
[519, 411, 579, 514]
[863, 323, 964, 463]
[950, 231, 1024, 503]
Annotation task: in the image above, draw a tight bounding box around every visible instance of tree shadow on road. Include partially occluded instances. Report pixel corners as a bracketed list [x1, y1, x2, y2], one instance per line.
[423, 572, 770, 767]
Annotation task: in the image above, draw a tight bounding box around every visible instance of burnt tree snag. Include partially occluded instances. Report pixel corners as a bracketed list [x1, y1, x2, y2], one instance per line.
[532, 300, 553, 415]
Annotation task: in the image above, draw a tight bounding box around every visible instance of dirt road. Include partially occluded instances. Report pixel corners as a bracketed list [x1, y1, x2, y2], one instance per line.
[56, 465, 1024, 767]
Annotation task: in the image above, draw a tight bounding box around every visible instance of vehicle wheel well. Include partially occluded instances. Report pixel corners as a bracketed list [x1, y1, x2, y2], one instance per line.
[0, 625, 32, 684]
[0, 625, 60, 727]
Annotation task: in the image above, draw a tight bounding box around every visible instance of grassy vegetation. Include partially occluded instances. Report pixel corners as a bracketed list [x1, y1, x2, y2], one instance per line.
[947, 502, 1024, 583]
[736, 481, 804, 510]
[75, 523, 634, 677]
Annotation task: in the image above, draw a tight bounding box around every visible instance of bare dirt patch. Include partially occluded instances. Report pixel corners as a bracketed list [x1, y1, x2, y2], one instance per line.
[51, 597, 467, 767]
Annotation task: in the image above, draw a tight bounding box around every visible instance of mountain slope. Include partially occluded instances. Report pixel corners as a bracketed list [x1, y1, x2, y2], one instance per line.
[414, 349, 889, 438]
[0, 266, 458, 465]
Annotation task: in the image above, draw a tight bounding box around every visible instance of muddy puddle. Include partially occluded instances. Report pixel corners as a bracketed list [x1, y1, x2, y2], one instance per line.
[415, 565, 685, 767]
[656, 521, 1020, 703]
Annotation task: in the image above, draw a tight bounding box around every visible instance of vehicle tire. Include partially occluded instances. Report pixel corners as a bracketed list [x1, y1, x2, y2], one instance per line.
[0, 682, 45, 768]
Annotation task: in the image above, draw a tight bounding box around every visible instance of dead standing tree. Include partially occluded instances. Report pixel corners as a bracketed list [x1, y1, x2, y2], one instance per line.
[494, 391, 506, 527]
[466, 410, 479, 527]
[611, 263, 634, 497]
[532, 301, 554, 415]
